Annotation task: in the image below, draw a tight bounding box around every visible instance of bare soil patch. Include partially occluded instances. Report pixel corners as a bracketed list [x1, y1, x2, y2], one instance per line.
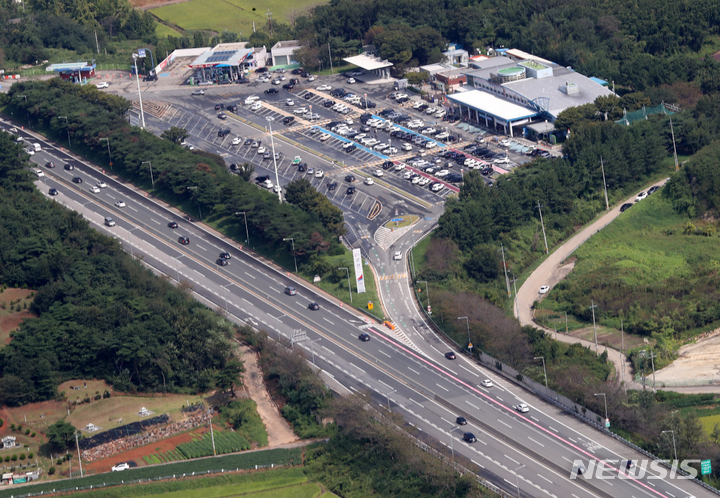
[131, 0, 191, 10]
[655, 328, 720, 387]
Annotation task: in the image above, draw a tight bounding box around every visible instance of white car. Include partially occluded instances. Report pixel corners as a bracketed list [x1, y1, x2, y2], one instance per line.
[315, 170, 324, 178]
[112, 463, 130, 472]
[115, 200, 126, 208]
[33, 168, 44, 177]
[250, 102, 262, 111]
[425, 142, 437, 149]
[307, 75, 316, 81]
[343, 142, 356, 149]
[373, 169, 384, 177]
[96, 82, 109, 89]
[411, 176, 421, 184]
[394, 93, 408, 100]
[636, 191, 648, 201]
[285, 99, 294, 106]
[316, 85, 332, 91]
[347, 77, 356, 84]
[393, 251, 402, 260]
[294, 107, 308, 114]
[394, 163, 406, 171]
[403, 171, 413, 180]
[431, 183, 444, 192]
[90, 185, 101, 193]
[319, 133, 331, 141]
[374, 143, 389, 151]
[498, 139, 511, 147]
[418, 177, 430, 186]
[26, 148, 35, 155]
[232, 137, 242, 145]
[401, 143, 413, 151]
[539, 285, 550, 294]
[435, 170, 449, 177]
[272, 79, 281, 85]
[257, 146, 266, 154]
[273, 184, 282, 194]
[386, 147, 398, 155]
[515, 403, 530, 413]
[480, 379, 493, 388]
[494, 156, 511, 165]
[262, 179, 274, 189]
[97, 181, 107, 188]
[364, 177, 374, 185]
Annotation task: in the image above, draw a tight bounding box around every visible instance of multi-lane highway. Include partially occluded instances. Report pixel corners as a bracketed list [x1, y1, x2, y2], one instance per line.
[5, 90, 715, 498]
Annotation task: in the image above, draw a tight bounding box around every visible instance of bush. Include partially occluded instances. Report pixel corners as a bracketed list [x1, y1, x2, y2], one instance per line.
[28, 452, 33, 459]
[24, 429, 30, 435]
[0, 418, 3, 427]
[3, 456, 9, 462]
[10, 423, 15, 431]
[48, 466, 55, 475]
[31, 432, 35, 437]
[19, 454, 25, 460]
[11, 454, 17, 461]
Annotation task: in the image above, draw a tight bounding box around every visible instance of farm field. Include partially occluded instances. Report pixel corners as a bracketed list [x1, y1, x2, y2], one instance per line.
[150, 0, 326, 37]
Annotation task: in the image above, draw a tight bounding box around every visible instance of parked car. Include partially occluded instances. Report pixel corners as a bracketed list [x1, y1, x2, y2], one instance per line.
[636, 191, 648, 201]
[112, 463, 130, 472]
[96, 81, 109, 89]
[620, 203, 633, 212]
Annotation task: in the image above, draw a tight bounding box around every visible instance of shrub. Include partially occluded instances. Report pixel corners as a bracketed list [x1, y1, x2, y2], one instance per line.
[31, 432, 35, 437]
[0, 418, 3, 427]
[11, 454, 17, 461]
[10, 423, 15, 431]
[17, 424, 22, 432]
[25, 429, 30, 435]
[94, 394, 101, 401]
[28, 452, 33, 459]
[48, 466, 55, 475]
[4, 456, 9, 462]
[19, 454, 25, 460]
[83, 397, 91, 403]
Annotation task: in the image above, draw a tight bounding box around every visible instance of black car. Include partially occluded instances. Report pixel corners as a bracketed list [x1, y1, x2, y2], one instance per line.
[298, 163, 307, 172]
[345, 144, 357, 153]
[265, 88, 279, 94]
[346, 186, 356, 195]
[382, 161, 394, 170]
[143, 74, 157, 82]
[255, 176, 270, 183]
[462, 432, 477, 443]
[304, 92, 314, 99]
[64, 164, 74, 170]
[322, 100, 334, 107]
[283, 83, 294, 90]
[72, 177, 83, 183]
[291, 68, 303, 75]
[445, 351, 456, 360]
[345, 175, 356, 183]
[226, 105, 238, 112]
[244, 138, 254, 145]
[308, 302, 320, 310]
[648, 185, 660, 194]
[219, 251, 231, 260]
[327, 182, 338, 191]
[256, 67, 269, 73]
[168, 221, 178, 229]
[45, 161, 55, 168]
[360, 101, 376, 109]
[218, 128, 231, 137]
[620, 203, 633, 213]
[283, 116, 295, 125]
[216, 258, 229, 266]
[230, 163, 239, 171]
[178, 236, 190, 245]
[289, 78, 300, 85]
[456, 416, 467, 425]
[359, 333, 370, 342]
[48, 188, 58, 196]
[237, 78, 249, 84]
[300, 71, 309, 78]
[215, 103, 224, 110]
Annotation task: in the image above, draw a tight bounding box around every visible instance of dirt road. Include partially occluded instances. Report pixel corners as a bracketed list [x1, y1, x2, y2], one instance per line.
[515, 180, 671, 389]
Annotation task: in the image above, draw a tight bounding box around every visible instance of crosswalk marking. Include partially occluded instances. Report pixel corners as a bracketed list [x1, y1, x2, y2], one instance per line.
[378, 273, 408, 281]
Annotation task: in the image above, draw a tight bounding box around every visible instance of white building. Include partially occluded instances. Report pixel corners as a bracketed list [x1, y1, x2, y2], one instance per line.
[271, 40, 302, 67]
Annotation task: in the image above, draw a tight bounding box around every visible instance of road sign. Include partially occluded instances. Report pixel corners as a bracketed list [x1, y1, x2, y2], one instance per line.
[391, 218, 403, 222]
[427, 305, 431, 315]
[605, 418, 610, 428]
[138, 48, 146, 58]
[702, 459, 711, 475]
[368, 302, 373, 310]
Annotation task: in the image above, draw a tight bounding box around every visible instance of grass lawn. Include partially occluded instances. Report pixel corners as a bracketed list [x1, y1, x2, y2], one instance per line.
[384, 215, 419, 229]
[699, 413, 720, 438]
[160, 482, 321, 498]
[155, 22, 183, 38]
[151, 0, 327, 36]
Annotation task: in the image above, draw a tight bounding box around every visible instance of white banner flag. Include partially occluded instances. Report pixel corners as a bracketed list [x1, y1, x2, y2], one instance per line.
[353, 248, 366, 294]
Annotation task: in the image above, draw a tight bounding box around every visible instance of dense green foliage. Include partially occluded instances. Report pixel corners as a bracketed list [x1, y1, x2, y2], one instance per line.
[7, 80, 344, 260]
[237, 326, 332, 439]
[0, 448, 303, 498]
[45, 420, 77, 451]
[176, 431, 250, 459]
[219, 399, 269, 448]
[664, 140, 720, 218]
[0, 131, 237, 403]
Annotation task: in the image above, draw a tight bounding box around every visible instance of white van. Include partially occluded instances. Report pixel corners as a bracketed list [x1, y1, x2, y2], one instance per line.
[32, 143, 42, 152]
[244, 96, 260, 105]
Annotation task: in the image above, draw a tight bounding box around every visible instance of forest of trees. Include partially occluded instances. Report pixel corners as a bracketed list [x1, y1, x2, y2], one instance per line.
[0, 131, 240, 405]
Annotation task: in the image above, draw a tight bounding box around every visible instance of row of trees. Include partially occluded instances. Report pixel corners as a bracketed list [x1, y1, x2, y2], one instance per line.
[0, 131, 241, 404]
[6, 80, 345, 261]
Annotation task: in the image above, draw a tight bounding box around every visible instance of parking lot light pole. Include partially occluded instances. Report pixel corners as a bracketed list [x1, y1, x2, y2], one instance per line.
[338, 267, 352, 303]
[99, 138, 112, 169]
[283, 237, 297, 273]
[132, 53, 146, 129]
[235, 211, 250, 245]
[58, 116, 71, 148]
[534, 356, 548, 388]
[267, 117, 282, 203]
[142, 161, 154, 189]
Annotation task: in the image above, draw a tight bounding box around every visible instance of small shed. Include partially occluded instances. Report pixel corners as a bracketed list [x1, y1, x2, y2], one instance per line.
[46, 62, 96, 84]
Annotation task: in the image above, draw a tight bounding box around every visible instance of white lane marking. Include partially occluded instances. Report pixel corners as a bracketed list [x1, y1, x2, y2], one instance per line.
[435, 383, 449, 392]
[150, 218, 160, 224]
[465, 400, 479, 410]
[496, 396, 503, 401]
[497, 419, 512, 429]
[505, 455, 520, 465]
[349, 362, 366, 373]
[549, 426, 558, 433]
[408, 366, 421, 376]
[537, 474, 552, 484]
[196, 244, 208, 251]
[378, 349, 391, 358]
[528, 437, 544, 447]
[323, 317, 334, 325]
[471, 459, 485, 469]
[244, 272, 256, 279]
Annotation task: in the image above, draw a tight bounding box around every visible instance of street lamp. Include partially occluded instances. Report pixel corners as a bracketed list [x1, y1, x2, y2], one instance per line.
[513, 465, 525, 498]
[186, 186, 201, 219]
[338, 267, 352, 303]
[58, 116, 71, 148]
[266, 117, 282, 203]
[99, 138, 112, 169]
[235, 211, 250, 245]
[534, 357, 548, 388]
[450, 426, 462, 459]
[132, 53, 146, 129]
[662, 430, 678, 463]
[594, 393, 608, 427]
[418, 280, 430, 314]
[458, 316, 471, 352]
[142, 161, 154, 189]
[309, 338, 321, 366]
[282, 237, 297, 273]
[384, 388, 396, 412]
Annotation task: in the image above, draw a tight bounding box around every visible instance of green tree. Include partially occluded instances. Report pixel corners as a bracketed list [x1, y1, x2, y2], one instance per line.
[160, 126, 189, 144]
[406, 71, 428, 87]
[46, 421, 77, 451]
[237, 163, 254, 182]
[214, 358, 245, 398]
[554, 103, 599, 131]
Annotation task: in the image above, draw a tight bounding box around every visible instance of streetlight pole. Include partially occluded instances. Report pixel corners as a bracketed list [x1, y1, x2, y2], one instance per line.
[266, 117, 282, 203]
[450, 426, 462, 460]
[338, 267, 352, 303]
[132, 53, 146, 129]
[662, 430, 678, 463]
[99, 138, 112, 169]
[458, 317, 471, 352]
[283, 237, 297, 273]
[535, 200, 549, 254]
[309, 338, 321, 366]
[235, 211, 250, 245]
[534, 356, 547, 388]
[418, 280, 430, 314]
[142, 161, 154, 189]
[58, 116, 71, 148]
[18, 95, 29, 124]
[594, 393, 608, 427]
[514, 465, 524, 497]
[384, 388, 396, 412]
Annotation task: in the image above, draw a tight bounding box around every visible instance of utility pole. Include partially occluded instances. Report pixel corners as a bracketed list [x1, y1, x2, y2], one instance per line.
[510, 275, 519, 318]
[132, 53, 146, 129]
[94, 30, 99, 54]
[669, 117, 679, 171]
[600, 157, 609, 211]
[74, 432, 83, 478]
[500, 243, 511, 298]
[328, 43, 334, 74]
[207, 408, 216, 455]
[267, 118, 282, 203]
[265, 9, 273, 33]
[418, 281, 430, 314]
[535, 201, 549, 254]
[534, 356, 548, 388]
[621, 319, 626, 393]
[589, 300, 599, 356]
[649, 346, 657, 393]
[338, 267, 352, 303]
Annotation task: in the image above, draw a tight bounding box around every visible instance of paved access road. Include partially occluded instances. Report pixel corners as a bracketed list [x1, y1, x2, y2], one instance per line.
[9, 118, 715, 498]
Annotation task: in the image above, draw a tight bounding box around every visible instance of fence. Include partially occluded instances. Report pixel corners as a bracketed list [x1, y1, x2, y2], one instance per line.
[0, 447, 303, 498]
